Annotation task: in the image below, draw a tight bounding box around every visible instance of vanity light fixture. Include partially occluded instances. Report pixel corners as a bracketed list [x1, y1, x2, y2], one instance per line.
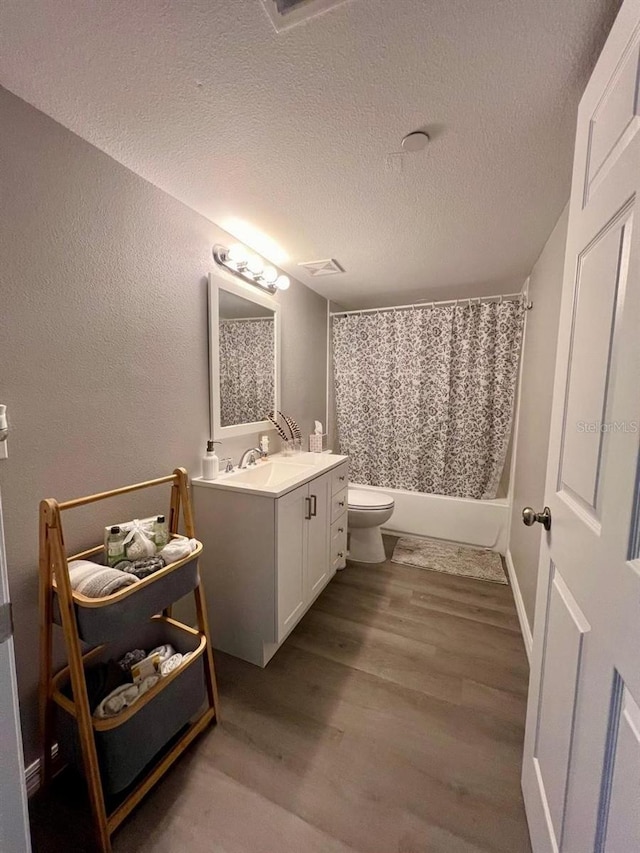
[262, 265, 278, 285]
[213, 243, 290, 293]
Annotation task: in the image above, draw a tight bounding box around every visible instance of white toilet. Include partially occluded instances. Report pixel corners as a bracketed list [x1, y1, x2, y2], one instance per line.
[347, 488, 395, 564]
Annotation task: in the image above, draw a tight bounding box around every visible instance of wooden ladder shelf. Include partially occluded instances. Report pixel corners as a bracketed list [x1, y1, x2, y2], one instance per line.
[38, 468, 219, 853]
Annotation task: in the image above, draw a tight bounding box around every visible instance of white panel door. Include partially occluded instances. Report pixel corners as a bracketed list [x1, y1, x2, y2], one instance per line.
[522, 2, 640, 851]
[0, 484, 32, 853]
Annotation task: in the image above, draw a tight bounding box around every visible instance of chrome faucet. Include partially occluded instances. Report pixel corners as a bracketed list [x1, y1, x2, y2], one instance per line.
[238, 447, 265, 468]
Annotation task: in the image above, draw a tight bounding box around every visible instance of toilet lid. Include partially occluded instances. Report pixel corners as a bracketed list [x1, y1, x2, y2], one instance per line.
[348, 489, 395, 510]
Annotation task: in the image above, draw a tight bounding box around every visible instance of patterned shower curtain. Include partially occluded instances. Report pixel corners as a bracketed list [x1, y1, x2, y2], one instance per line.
[332, 300, 525, 500]
[219, 318, 275, 426]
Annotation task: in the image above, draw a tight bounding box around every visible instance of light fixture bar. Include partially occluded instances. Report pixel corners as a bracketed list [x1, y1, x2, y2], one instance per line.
[212, 244, 290, 293]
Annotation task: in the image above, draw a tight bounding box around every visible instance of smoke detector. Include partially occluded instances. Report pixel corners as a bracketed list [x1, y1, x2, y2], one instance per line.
[261, 0, 352, 32]
[401, 131, 430, 153]
[298, 258, 345, 277]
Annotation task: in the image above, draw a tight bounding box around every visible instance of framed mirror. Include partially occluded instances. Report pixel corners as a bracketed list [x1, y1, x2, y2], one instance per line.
[208, 272, 280, 439]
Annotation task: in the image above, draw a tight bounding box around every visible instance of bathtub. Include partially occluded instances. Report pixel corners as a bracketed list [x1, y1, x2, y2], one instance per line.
[349, 483, 510, 554]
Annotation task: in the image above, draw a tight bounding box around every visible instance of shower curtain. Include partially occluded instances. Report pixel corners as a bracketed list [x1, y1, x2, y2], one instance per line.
[332, 299, 525, 500]
[219, 318, 274, 426]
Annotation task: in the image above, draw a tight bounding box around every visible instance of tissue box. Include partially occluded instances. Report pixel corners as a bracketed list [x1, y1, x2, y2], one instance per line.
[309, 434, 328, 453]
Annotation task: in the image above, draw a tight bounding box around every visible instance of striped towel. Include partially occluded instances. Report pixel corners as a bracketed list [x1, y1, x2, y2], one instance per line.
[67, 560, 139, 598]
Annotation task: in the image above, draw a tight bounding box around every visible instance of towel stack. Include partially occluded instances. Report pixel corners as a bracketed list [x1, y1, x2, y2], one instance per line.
[67, 560, 138, 598]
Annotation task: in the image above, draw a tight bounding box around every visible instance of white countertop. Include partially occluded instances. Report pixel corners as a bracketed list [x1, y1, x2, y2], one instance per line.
[192, 451, 349, 498]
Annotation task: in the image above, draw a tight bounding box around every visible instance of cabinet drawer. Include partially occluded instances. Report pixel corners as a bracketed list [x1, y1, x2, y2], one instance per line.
[331, 487, 348, 522]
[331, 515, 348, 570]
[331, 463, 349, 495]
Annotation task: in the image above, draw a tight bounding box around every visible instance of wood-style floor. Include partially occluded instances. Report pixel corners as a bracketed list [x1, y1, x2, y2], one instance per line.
[30, 539, 532, 853]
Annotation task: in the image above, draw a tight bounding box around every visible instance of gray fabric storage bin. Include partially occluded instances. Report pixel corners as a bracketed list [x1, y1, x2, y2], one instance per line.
[56, 619, 207, 795]
[53, 548, 200, 645]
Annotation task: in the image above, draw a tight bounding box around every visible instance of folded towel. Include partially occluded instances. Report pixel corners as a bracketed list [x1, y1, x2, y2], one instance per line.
[67, 560, 138, 598]
[94, 674, 159, 719]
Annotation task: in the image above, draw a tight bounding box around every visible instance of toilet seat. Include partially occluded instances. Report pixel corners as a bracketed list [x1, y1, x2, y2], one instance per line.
[348, 488, 395, 511]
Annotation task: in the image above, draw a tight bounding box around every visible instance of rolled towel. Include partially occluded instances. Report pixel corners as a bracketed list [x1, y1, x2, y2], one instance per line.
[67, 560, 138, 598]
[157, 539, 190, 563]
[130, 645, 176, 683]
[94, 674, 159, 719]
[145, 644, 176, 665]
[160, 653, 183, 677]
[158, 537, 198, 564]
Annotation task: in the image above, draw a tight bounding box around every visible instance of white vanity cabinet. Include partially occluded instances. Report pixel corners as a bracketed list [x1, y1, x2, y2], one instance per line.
[193, 457, 348, 667]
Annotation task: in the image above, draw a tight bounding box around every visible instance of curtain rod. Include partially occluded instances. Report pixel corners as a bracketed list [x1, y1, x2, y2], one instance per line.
[330, 292, 531, 317]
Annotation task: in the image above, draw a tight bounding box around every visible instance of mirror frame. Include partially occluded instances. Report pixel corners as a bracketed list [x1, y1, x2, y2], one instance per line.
[208, 272, 280, 439]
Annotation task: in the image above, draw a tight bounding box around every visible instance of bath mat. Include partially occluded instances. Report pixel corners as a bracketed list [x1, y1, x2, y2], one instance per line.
[391, 536, 507, 584]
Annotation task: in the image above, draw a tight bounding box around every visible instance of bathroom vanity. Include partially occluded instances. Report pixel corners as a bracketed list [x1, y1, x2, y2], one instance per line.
[193, 453, 348, 666]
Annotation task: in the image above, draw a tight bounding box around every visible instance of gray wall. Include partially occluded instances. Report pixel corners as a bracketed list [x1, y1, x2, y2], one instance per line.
[509, 205, 569, 631]
[0, 86, 327, 763]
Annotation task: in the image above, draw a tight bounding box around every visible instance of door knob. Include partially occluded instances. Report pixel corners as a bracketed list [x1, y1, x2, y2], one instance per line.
[522, 506, 551, 531]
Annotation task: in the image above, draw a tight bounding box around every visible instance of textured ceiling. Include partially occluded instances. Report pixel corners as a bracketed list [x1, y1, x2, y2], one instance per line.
[0, 0, 621, 308]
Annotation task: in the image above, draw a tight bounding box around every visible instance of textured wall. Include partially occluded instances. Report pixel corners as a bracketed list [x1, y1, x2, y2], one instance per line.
[509, 205, 569, 630]
[0, 86, 327, 763]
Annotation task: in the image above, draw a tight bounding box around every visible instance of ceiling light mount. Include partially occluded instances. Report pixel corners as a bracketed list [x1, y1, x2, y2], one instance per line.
[213, 244, 290, 293]
[401, 131, 430, 153]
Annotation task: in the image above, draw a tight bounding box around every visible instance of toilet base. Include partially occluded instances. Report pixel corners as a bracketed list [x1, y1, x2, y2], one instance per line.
[348, 527, 387, 564]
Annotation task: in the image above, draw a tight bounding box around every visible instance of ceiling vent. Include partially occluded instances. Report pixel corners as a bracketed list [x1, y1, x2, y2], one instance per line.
[298, 258, 345, 277]
[261, 0, 351, 32]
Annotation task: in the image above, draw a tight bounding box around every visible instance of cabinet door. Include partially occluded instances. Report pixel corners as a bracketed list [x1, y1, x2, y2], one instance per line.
[306, 472, 331, 600]
[276, 483, 308, 642]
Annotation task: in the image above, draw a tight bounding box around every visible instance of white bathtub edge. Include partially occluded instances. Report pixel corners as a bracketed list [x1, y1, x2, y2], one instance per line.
[352, 483, 509, 553]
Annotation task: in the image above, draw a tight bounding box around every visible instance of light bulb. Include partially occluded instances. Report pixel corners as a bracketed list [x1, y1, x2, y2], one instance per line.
[275, 275, 290, 291]
[262, 266, 278, 285]
[247, 254, 264, 276]
[227, 244, 248, 265]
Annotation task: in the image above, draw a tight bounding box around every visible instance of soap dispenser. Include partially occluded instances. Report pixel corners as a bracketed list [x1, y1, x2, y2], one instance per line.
[202, 440, 221, 481]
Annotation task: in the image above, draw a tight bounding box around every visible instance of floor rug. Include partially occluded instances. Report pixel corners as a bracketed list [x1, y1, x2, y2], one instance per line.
[391, 535, 507, 584]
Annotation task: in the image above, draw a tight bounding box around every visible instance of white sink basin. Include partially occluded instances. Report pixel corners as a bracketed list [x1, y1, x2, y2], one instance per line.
[226, 461, 313, 488]
[193, 452, 348, 497]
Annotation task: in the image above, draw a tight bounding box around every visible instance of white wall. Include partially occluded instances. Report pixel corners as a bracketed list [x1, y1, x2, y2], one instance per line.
[508, 205, 569, 638]
[0, 85, 327, 763]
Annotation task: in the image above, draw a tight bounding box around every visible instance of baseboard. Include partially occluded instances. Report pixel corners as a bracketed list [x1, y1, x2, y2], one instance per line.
[25, 744, 58, 798]
[505, 549, 533, 663]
